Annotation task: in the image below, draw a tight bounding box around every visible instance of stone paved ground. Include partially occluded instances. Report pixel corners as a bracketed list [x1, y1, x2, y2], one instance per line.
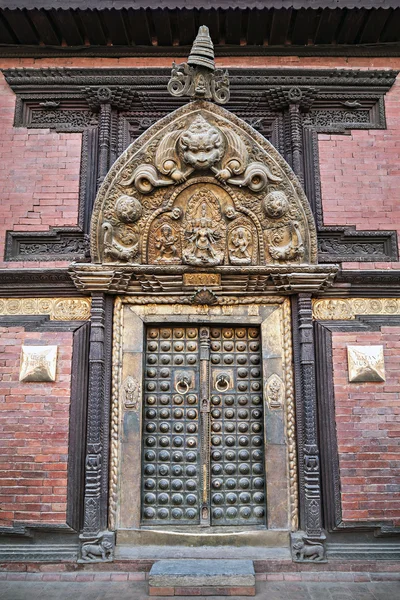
[1, 581, 400, 600]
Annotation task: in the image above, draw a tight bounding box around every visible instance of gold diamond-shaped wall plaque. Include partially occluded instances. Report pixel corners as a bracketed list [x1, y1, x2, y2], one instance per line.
[347, 345, 385, 383]
[19, 346, 58, 382]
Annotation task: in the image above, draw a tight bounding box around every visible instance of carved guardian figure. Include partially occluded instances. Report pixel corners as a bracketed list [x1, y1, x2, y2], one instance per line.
[80, 539, 113, 562]
[292, 539, 325, 562]
[123, 114, 282, 196]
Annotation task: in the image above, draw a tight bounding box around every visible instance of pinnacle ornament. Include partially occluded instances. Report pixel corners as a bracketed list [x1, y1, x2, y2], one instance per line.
[167, 25, 230, 104]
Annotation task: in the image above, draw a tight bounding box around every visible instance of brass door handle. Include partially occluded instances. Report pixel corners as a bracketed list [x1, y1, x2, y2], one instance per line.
[175, 375, 190, 395]
[215, 373, 230, 392]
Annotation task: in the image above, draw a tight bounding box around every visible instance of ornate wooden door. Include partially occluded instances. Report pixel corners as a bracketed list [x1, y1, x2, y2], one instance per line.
[141, 324, 266, 527]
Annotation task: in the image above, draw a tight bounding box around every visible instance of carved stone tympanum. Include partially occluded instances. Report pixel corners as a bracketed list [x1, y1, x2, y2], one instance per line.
[68, 26, 337, 295]
[89, 103, 317, 270]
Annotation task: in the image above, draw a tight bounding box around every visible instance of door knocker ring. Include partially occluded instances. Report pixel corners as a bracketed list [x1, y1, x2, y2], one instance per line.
[175, 375, 190, 395]
[215, 373, 230, 392]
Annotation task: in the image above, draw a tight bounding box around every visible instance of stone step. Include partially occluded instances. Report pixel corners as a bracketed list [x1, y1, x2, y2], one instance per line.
[148, 559, 256, 596]
[115, 543, 291, 561]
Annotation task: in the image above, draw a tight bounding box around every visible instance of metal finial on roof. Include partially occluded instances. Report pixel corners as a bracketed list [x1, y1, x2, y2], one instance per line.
[167, 25, 230, 104]
[188, 25, 215, 71]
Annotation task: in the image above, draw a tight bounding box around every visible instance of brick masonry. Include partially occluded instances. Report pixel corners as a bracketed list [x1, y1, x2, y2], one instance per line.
[0, 71, 81, 270]
[332, 328, 400, 525]
[0, 328, 73, 526]
[319, 73, 400, 270]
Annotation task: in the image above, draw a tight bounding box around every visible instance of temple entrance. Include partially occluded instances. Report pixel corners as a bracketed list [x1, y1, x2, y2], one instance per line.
[110, 299, 294, 553]
[141, 325, 266, 528]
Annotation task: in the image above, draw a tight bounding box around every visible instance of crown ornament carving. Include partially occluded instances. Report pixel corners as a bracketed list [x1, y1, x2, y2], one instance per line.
[167, 26, 230, 105]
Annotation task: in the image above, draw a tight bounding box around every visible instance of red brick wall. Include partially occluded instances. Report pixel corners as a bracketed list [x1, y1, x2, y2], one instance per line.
[0, 328, 73, 526]
[332, 329, 400, 525]
[0, 72, 81, 269]
[319, 74, 400, 270]
[1, 56, 400, 269]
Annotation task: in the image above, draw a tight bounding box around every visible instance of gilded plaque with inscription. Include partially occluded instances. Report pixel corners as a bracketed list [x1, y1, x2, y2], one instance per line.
[347, 345, 385, 383]
[19, 345, 58, 382]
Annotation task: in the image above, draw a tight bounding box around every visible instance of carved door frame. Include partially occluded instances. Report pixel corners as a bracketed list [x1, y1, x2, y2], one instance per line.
[109, 296, 297, 538]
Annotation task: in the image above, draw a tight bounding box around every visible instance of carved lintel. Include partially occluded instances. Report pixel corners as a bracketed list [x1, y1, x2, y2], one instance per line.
[318, 230, 398, 263]
[69, 264, 339, 294]
[0, 297, 91, 320]
[78, 530, 115, 563]
[290, 532, 327, 563]
[313, 297, 400, 321]
[5, 228, 90, 262]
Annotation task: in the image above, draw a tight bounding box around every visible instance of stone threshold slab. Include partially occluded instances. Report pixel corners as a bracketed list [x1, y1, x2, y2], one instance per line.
[149, 586, 256, 596]
[149, 559, 255, 589]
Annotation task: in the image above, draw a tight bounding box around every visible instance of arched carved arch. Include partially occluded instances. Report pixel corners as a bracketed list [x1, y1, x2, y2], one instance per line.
[143, 177, 265, 266]
[90, 100, 317, 267]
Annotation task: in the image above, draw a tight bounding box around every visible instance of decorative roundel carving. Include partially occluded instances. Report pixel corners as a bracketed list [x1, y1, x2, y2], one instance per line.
[115, 194, 143, 223]
[263, 190, 290, 219]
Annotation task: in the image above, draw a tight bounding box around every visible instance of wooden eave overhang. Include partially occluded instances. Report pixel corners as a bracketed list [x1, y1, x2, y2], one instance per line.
[0, 2, 399, 57]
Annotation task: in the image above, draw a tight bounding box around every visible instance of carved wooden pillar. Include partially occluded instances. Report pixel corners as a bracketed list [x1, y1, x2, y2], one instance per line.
[79, 293, 114, 561]
[291, 293, 326, 560]
[289, 103, 304, 187]
[97, 89, 113, 187]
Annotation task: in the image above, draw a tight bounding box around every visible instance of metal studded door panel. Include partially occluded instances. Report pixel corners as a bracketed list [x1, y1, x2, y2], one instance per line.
[209, 326, 266, 526]
[142, 326, 201, 525]
[141, 324, 266, 527]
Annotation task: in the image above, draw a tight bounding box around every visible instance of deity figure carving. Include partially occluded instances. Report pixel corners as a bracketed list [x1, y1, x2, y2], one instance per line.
[184, 202, 222, 265]
[228, 226, 252, 265]
[182, 189, 226, 266]
[122, 376, 141, 410]
[148, 217, 182, 264]
[155, 224, 179, 263]
[266, 374, 284, 409]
